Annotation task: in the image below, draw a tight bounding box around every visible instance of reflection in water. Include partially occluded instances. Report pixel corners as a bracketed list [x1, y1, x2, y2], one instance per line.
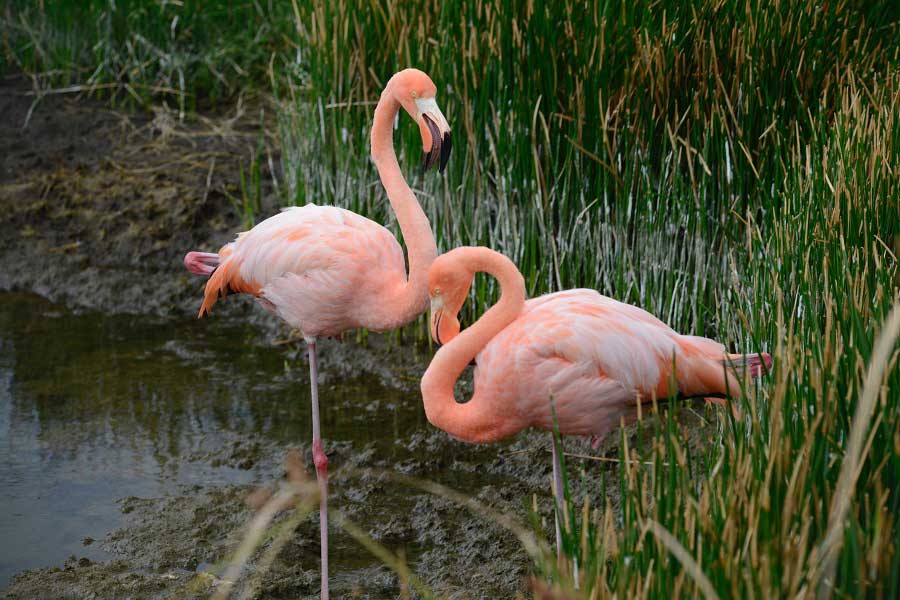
[0, 292, 438, 589]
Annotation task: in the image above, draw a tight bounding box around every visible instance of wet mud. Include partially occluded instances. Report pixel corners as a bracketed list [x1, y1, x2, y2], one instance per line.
[0, 76, 718, 598]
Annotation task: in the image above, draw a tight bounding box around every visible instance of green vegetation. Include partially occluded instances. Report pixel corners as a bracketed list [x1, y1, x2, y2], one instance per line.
[3, 0, 900, 597]
[1, 0, 295, 112]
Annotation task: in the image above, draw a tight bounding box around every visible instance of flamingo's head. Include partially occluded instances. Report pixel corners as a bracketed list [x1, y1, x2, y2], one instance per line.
[389, 68, 452, 173]
[427, 252, 473, 346]
[183, 251, 220, 276]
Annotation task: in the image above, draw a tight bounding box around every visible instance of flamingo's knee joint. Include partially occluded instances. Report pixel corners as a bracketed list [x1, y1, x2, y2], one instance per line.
[312, 439, 328, 474]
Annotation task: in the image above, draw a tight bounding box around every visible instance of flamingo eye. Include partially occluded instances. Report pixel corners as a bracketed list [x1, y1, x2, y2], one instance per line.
[431, 287, 441, 297]
[411, 90, 418, 99]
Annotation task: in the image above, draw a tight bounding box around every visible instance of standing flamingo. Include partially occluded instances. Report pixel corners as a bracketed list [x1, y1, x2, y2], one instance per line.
[183, 69, 451, 599]
[421, 246, 771, 558]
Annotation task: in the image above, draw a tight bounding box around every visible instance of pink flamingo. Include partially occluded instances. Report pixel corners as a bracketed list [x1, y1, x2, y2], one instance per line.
[421, 246, 771, 557]
[183, 69, 450, 598]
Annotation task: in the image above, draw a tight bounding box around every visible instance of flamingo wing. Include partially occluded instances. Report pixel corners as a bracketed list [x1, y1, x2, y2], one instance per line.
[199, 204, 406, 336]
[474, 289, 723, 437]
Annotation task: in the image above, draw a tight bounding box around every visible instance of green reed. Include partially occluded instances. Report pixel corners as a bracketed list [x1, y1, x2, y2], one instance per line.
[531, 71, 900, 597]
[276, 0, 899, 333]
[262, 2, 900, 596]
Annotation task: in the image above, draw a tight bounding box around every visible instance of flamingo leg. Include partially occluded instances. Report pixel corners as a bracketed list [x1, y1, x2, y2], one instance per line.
[550, 433, 565, 566]
[308, 340, 329, 600]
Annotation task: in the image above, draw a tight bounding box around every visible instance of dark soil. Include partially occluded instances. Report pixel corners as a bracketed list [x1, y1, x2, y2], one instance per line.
[0, 74, 273, 319]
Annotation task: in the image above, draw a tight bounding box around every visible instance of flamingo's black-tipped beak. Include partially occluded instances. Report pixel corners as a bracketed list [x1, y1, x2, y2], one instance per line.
[433, 310, 443, 347]
[421, 114, 446, 174]
[439, 131, 452, 173]
[430, 295, 445, 347]
[417, 97, 451, 175]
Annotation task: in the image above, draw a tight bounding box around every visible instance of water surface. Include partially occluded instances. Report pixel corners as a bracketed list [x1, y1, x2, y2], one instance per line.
[1, 292, 509, 593]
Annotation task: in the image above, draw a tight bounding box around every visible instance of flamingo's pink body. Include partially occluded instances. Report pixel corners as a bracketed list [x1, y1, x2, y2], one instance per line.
[423, 247, 771, 444]
[184, 69, 451, 600]
[192, 203, 429, 337]
[187, 67, 452, 338]
[422, 247, 771, 559]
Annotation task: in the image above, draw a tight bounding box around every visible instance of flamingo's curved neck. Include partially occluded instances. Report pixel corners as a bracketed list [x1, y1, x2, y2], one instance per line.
[370, 87, 438, 326]
[420, 248, 527, 442]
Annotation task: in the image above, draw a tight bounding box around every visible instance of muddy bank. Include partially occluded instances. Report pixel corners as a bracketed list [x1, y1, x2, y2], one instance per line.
[0, 75, 430, 390]
[0, 290, 554, 599]
[0, 75, 267, 317]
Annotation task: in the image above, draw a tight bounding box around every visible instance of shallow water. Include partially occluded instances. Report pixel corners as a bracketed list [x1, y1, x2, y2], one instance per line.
[0, 292, 525, 594]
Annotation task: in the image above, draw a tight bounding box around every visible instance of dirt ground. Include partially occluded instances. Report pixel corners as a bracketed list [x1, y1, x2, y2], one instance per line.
[0, 73, 275, 318]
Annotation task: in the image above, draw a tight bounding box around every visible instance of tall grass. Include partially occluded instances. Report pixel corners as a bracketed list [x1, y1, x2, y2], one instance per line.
[279, 0, 899, 331]
[2, 0, 295, 112]
[277, 2, 900, 596]
[535, 72, 900, 597]
[3, 0, 900, 596]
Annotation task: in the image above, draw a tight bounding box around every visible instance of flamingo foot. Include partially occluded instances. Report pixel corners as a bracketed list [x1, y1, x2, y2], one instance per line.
[183, 251, 219, 275]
